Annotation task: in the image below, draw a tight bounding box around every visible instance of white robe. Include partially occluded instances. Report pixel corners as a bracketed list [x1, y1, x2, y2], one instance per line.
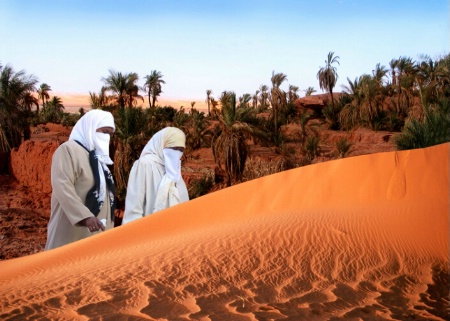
[122, 154, 189, 224]
[45, 141, 114, 250]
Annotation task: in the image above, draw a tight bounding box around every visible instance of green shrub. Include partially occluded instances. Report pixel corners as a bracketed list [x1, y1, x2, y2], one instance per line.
[61, 112, 80, 127]
[336, 137, 353, 158]
[395, 99, 450, 150]
[304, 136, 320, 161]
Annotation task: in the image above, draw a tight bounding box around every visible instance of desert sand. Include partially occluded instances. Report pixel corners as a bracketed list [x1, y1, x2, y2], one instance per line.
[0, 142, 448, 320]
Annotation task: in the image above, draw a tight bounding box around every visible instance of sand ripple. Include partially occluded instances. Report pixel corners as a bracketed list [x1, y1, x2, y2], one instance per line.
[0, 143, 448, 320]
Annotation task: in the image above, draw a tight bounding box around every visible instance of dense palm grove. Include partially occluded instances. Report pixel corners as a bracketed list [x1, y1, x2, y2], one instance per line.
[1, 52, 449, 201]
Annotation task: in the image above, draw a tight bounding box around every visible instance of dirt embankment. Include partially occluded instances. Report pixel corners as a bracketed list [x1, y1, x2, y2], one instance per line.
[10, 140, 59, 194]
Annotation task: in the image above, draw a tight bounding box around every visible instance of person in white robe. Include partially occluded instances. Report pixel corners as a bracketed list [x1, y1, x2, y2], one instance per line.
[122, 127, 189, 224]
[45, 109, 116, 250]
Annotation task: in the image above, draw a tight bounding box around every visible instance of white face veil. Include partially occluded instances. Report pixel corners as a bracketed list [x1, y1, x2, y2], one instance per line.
[69, 109, 115, 164]
[163, 148, 183, 183]
[140, 127, 186, 162]
[93, 132, 112, 165]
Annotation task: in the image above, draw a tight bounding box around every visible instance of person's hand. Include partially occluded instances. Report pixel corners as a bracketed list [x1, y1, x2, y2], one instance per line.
[80, 217, 106, 232]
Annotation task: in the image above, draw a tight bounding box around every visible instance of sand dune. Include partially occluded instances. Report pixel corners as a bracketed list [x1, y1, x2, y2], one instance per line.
[0, 143, 448, 320]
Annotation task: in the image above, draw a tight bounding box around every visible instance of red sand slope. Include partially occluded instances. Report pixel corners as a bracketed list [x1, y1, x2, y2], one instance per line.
[0, 143, 448, 320]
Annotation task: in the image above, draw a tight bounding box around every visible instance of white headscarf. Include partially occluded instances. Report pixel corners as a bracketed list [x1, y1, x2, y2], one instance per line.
[69, 109, 115, 164]
[140, 127, 185, 161]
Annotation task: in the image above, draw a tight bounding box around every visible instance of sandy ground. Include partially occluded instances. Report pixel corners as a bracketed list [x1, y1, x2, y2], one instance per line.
[0, 141, 448, 320]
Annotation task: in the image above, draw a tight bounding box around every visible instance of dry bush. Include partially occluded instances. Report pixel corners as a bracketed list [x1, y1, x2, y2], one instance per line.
[243, 156, 289, 181]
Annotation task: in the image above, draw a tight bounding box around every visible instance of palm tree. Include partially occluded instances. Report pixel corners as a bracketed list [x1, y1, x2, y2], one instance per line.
[102, 70, 139, 109]
[252, 90, 259, 109]
[298, 110, 312, 144]
[438, 54, 450, 97]
[317, 51, 340, 108]
[125, 82, 144, 108]
[288, 85, 299, 103]
[212, 91, 268, 186]
[389, 58, 398, 88]
[210, 97, 219, 118]
[388, 58, 402, 115]
[372, 63, 388, 87]
[43, 96, 65, 123]
[47, 96, 65, 113]
[206, 89, 212, 116]
[271, 71, 288, 89]
[22, 91, 39, 113]
[186, 107, 210, 150]
[21, 91, 39, 141]
[416, 56, 449, 106]
[304, 86, 316, 96]
[173, 106, 189, 128]
[113, 106, 149, 201]
[89, 86, 110, 109]
[258, 84, 269, 110]
[391, 56, 416, 117]
[360, 74, 381, 129]
[143, 70, 165, 109]
[37, 83, 51, 113]
[270, 71, 288, 137]
[238, 93, 252, 108]
[0, 64, 38, 148]
[339, 77, 363, 130]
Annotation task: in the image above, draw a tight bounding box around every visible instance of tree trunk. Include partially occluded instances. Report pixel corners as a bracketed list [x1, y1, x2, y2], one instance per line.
[23, 125, 31, 141]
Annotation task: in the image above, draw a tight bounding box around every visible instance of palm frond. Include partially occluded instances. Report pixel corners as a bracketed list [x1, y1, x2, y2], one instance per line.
[0, 125, 11, 152]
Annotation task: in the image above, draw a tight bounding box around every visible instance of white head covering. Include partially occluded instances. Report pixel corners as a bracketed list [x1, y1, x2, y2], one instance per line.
[69, 109, 115, 164]
[139, 127, 185, 184]
[140, 127, 186, 162]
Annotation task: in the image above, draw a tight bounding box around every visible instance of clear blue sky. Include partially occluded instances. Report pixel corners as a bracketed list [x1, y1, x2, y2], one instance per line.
[1, 0, 448, 106]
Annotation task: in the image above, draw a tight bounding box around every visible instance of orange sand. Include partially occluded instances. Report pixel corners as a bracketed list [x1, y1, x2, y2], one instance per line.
[0, 143, 448, 320]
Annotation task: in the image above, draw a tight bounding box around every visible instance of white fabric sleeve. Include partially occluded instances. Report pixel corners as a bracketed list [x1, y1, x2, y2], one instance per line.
[153, 175, 181, 213]
[122, 160, 147, 224]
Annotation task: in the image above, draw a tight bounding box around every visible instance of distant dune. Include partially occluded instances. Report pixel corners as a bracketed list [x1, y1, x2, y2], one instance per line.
[56, 92, 208, 113]
[0, 143, 448, 320]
